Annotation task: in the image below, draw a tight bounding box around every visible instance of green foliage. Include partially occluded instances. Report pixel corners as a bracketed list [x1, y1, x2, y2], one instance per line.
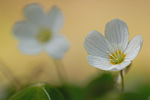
[45, 84, 65, 100]
[6, 74, 150, 100]
[95, 90, 120, 100]
[137, 84, 150, 99]
[95, 84, 150, 100]
[119, 92, 143, 100]
[57, 84, 85, 100]
[0, 86, 16, 100]
[9, 83, 64, 100]
[84, 72, 116, 100]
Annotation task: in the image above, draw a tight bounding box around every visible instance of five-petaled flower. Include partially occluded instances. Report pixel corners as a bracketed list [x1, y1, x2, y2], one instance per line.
[13, 4, 70, 59]
[84, 19, 143, 71]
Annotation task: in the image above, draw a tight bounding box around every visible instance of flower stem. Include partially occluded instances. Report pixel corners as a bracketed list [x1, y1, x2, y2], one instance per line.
[120, 70, 124, 93]
[0, 60, 22, 90]
[59, 60, 68, 81]
[52, 59, 67, 84]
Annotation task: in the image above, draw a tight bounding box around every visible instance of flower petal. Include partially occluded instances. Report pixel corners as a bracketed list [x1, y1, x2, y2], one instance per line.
[105, 19, 129, 52]
[24, 4, 46, 26]
[18, 40, 43, 55]
[87, 55, 112, 70]
[83, 30, 112, 59]
[110, 61, 131, 71]
[13, 21, 38, 41]
[87, 55, 131, 71]
[47, 6, 64, 32]
[124, 35, 143, 61]
[45, 35, 70, 59]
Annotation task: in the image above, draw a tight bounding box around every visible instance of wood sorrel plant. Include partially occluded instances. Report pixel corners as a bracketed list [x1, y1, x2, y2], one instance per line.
[83, 18, 143, 93]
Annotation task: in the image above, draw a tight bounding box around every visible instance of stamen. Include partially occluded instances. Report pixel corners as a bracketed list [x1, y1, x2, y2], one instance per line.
[37, 28, 52, 43]
[110, 47, 117, 56]
[107, 50, 115, 59]
[109, 50, 126, 65]
[109, 54, 115, 59]
[117, 49, 120, 56]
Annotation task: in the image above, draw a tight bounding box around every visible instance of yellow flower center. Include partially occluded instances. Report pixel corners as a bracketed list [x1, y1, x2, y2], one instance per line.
[37, 28, 52, 43]
[109, 50, 126, 65]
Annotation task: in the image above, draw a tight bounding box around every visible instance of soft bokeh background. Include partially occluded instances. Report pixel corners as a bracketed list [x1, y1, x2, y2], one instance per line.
[0, 0, 149, 90]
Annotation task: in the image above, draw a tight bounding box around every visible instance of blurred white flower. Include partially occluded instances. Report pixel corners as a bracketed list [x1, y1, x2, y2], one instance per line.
[13, 4, 69, 59]
[84, 19, 143, 71]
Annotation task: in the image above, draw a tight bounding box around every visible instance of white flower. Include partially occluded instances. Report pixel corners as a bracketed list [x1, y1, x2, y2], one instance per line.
[13, 4, 70, 59]
[84, 19, 143, 71]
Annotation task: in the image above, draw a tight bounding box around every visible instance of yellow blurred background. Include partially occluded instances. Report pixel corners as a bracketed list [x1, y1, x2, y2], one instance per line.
[0, 0, 150, 89]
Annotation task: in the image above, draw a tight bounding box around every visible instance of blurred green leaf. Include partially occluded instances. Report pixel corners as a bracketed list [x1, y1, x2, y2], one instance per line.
[57, 84, 85, 100]
[119, 92, 143, 100]
[95, 90, 120, 100]
[84, 72, 116, 100]
[95, 91, 145, 100]
[45, 84, 65, 100]
[138, 84, 150, 99]
[0, 86, 16, 100]
[9, 83, 64, 100]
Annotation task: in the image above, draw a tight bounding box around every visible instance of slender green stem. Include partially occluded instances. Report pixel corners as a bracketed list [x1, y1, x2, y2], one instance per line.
[0, 60, 22, 90]
[52, 59, 65, 84]
[120, 70, 124, 93]
[59, 60, 68, 81]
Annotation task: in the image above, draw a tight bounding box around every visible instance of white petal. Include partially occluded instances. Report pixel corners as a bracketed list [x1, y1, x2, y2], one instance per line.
[110, 61, 131, 71]
[87, 55, 113, 70]
[19, 40, 43, 55]
[105, 19, 129, 52]
[124, 35, 143, 61]
[45, 35, 70, 59]
[87, 55, 131, 71]
[47, 6, 64, 32]
[24, 4, 47, 26]
[13, 21, 38, 41]
[83, 30, 112, 59]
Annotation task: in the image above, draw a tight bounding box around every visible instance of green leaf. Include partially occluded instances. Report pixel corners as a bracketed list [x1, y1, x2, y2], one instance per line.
[57, 84, 85, 100]
[138, 84, 150, 99]
[0, 85, 16, 100]
[9, 83, 64, 100]
[85, 72, 115, 100]
[95, 90, 120, 100]
[45, 84, 65, 100]
[119, 92, 143, 100]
